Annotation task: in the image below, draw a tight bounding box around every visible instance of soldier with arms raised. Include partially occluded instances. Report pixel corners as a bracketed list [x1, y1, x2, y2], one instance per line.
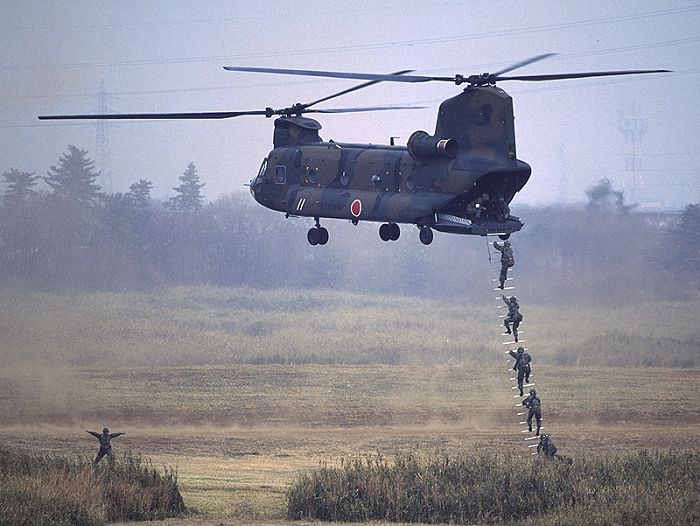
[87, 427, 125, 466]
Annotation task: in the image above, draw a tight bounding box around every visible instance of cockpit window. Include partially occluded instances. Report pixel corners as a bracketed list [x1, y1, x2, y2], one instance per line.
[274, 165, 286, 184]
[258, 159, 267, 178]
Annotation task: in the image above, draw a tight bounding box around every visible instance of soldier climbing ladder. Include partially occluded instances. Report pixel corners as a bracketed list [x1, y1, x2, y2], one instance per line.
[487, 237, 553, 453]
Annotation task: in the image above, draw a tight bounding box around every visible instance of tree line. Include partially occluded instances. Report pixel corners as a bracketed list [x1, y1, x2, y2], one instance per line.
[1, 145, 698, 300]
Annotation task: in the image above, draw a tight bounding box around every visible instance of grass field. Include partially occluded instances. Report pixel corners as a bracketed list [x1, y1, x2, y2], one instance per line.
[1, 287, 698, 367]
[1, 363, 698, 524]
[1, 287, 698, 524]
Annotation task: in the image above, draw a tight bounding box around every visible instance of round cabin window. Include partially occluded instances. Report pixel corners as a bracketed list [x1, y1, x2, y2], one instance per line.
[340, 171, 349, 186]
[307, 169, 318, 184]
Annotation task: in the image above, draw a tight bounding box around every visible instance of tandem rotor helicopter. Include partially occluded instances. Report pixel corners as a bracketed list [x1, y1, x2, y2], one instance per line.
[39, 54, 668, 246]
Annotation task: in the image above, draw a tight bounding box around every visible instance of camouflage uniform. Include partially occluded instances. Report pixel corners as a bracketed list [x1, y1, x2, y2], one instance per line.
[496, 196, 511, 222]
[522, 389, 541, 435]
[502, 295, 522, 342]
[87, 428, 124, 466]
[537, 434, 557, 457]
[509, 346, 531, 396]
[465, 193, 489, 221]
[493, 240, 515, 289]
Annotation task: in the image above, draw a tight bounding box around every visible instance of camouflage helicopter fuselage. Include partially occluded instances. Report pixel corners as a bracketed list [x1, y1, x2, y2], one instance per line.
[249, 84, 530, 243]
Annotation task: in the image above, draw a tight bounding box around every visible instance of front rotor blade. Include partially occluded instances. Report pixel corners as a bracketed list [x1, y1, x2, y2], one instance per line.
[497, 69, 670, 82]
[493, 53, 558, 76]
[38, 110, 269, 120]
[307, 105, 426, 114]
[224, 65, 439, 83]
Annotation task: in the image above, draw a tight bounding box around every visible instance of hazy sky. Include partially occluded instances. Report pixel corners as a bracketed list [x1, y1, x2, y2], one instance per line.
[2, 0, 699, 208]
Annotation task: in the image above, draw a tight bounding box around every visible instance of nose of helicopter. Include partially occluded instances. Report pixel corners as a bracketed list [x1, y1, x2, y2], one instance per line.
[249, 174, 264, 200]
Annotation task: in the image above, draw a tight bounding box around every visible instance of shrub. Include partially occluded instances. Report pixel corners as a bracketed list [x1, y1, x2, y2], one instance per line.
[0, 447, 185, 525]
[287, 449, 700, 524]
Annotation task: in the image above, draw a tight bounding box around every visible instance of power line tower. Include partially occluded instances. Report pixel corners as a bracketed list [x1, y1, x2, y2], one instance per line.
[618, 102, 647, 204]
[92, 79, 117, 194]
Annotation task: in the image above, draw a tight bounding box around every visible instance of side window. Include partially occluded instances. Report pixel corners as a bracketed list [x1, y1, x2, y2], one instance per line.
[307, 168, 318, 184]
[274, 165, 286, 184]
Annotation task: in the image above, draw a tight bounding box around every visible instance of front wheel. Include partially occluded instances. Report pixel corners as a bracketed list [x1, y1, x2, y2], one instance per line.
[307, 228, 320, 245]
[318, 227, 329, 245]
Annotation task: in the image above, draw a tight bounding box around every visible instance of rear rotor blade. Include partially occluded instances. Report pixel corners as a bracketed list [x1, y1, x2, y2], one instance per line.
[38, 110, 269, 120]
[497, 69, 671, 82]
[302, 70, 415, 109]
[493, 53, 558, 76]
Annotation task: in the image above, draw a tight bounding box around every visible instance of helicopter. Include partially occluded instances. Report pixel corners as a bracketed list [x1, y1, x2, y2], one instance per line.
[39, 54, 668, 246]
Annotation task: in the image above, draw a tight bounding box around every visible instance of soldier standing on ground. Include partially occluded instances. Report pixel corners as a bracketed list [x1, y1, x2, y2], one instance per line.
[493, 240, 515, 289]
[87, 428, 125, 466]
[537, 434, 572, 464]
[502, 295, 522, 342]
[522, 388, 542, 435]
[537, 433, 557, 457]
[509, 346, 532, 396]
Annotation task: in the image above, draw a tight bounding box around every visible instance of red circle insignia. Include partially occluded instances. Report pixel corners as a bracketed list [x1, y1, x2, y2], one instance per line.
[350, 199, 362, 217]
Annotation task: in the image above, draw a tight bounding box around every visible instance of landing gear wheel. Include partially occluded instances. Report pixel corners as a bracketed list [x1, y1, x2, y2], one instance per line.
[419, 226, 433, 245]
[499, 233, 510, 240]
[318, 227, 329, 245]
[379, 223, 392, 241]
[307, 228, 320, 246]
[389, 223, 400, 241]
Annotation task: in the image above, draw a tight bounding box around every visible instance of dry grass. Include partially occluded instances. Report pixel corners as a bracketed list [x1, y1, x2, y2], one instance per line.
[0, 447, 184, 525]
[287, 450, 700, 524]
[0, 287, 698, 367]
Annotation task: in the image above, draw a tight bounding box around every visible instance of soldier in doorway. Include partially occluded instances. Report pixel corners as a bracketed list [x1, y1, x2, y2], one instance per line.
[509, 346, 532, 396]
[522, 388, 542, 435]
[87, 428, 125, 466]
[493, 240, 515, 289]
[502, 295, 522, 342]
[465, 193, 489, 221]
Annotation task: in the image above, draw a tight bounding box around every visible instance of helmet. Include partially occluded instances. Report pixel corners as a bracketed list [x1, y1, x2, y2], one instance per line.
[510, 296, 517, 302]
[517, 347, 524, 353]
[504, 240, 511, 246]
[103, 427, 109, 434]
[529, 388, 536, 395]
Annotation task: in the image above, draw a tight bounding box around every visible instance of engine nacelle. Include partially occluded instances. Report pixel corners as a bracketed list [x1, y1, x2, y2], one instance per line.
[407, 130, 458, 160]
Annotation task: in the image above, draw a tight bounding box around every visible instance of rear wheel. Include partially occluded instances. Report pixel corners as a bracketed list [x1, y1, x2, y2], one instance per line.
[499, 233, 510, 240]
[419, 226, 433, 245]
[379, 223, 392, 241]
[390, 223, 400, 241]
